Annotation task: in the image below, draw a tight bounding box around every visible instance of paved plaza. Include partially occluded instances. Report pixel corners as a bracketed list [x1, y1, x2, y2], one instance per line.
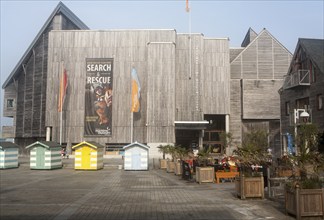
[0, 157, 294, 220]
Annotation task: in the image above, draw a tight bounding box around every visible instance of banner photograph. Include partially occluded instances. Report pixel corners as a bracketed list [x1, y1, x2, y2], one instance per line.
[84, 58, 113, 136]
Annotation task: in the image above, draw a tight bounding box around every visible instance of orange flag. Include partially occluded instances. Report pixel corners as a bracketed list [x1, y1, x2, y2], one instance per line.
[186, 0, 190, 12]
[131, 68, 141, 112]
[58, 69, 68, 112]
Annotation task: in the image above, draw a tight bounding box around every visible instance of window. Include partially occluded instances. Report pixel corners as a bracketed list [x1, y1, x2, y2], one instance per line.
[6, 99, 14, 108]
[285, 101, 290, 116]
[317, 94, 323, 110]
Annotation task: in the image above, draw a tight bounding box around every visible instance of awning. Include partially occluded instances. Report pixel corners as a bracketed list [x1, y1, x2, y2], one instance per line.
[174, 121, 209, 130]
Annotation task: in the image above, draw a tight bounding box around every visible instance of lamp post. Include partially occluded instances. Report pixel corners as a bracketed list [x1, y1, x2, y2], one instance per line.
[293, 109, 310, 155]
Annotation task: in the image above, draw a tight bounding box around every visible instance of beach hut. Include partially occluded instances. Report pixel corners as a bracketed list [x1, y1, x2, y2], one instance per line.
[25, 141, 62, 170]
[72, 141, 104, 170]
[0, 142, 19, 169]
[123, 142, 149, 171]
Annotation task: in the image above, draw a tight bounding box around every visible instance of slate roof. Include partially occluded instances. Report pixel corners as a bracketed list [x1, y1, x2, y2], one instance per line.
[2, 2, 89, 89]
[0, 142, 19, 149]
[298, 38, 324, 74]
[25, 141, 61, 149]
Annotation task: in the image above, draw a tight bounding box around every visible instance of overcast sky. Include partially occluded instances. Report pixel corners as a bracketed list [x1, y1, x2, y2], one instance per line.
[0, 0, 323, 131]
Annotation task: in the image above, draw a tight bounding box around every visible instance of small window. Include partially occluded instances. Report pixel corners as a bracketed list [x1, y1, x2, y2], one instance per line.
[317, 94, 323, 110]
[6, 99, 14, 108]
[285, 101, 290, 116]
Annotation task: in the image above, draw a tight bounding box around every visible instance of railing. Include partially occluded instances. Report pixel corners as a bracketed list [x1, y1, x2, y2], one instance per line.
[283, 70, 310, 90]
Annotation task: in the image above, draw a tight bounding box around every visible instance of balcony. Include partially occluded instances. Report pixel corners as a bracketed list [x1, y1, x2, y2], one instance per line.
[283, 70, 310, 90]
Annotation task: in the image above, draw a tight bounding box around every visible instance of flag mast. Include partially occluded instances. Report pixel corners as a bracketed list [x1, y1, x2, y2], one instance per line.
[59, 62, 64, 145]
[186, 0, 192, 80]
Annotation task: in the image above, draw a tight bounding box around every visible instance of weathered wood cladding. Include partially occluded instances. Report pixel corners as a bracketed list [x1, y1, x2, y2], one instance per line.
[147, 42, 176, 143]
[202, 38, 230, 115]
[3, 13, 85, 147]
[230, 29, 292, 149]
[2, 83, 16, 118]
[231, 30, 292, 80]
[175, 34, 204, 121]
[46, 30, 177, 144]
[175, 35, 230, 121]
[46, 30, 231, 145]
[242, 79, 283, 119]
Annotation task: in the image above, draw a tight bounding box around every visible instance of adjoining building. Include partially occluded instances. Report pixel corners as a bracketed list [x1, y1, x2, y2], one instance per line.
[230, 28, 292, 158]
[279, 38, 324, 155]
[2, 2, 293, 164]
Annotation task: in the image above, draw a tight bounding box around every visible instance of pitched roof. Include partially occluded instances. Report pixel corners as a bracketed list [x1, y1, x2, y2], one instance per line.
[72, 141, 105, 149]
[241, 27, 258, 47]
[2, 2, 89, 89]
[25, 141, 61, 149]
[231, 28, 292, 64]
[0, 142, 19, 149]
[123, 141, 150, 150]
[298, 38, 324, 74]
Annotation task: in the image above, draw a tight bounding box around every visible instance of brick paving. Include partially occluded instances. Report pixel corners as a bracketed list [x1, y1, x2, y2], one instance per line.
[0, 157, 294, 220]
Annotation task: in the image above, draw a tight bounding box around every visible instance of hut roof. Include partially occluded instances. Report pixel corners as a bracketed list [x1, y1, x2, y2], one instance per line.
[0, 142, 19, 149]
[123, 141, 150, 150]
[25, 141, 61, 149]
[72, 141, 105, 149]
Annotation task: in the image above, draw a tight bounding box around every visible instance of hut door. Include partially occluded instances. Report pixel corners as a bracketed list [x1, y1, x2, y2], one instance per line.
[36, 147, 45, 167]
[132, 151, 141, 170]
[81, 146, 91, 169]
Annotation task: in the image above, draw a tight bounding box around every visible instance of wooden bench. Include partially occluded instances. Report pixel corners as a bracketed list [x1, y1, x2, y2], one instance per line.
[215, 171, 239, 183]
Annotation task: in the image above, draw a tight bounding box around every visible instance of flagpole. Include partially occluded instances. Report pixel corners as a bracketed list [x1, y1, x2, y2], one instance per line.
[130, 67, 133, 143]
[187, 0, 192, 79]
[59, 62, 63, 145]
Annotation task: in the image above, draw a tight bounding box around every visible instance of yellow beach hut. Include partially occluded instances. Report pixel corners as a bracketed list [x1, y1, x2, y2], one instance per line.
[72, 141, 104, 170]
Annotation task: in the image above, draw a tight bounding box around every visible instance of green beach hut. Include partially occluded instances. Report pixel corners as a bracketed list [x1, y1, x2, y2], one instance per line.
[26, 141, 62, 170]
[0, 142, 19, 169]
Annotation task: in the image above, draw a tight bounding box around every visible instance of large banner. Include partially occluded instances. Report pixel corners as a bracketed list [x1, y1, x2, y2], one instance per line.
[85, 58, 113, 136]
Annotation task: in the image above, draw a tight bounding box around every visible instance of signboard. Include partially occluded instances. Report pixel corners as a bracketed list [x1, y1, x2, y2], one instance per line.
[84, 58, 113, 136]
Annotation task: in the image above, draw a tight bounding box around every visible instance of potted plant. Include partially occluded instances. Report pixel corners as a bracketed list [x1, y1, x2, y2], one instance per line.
[166, 145, 177, 173]
[284, 124, 324, 219]
[195, 146, 215, 184]
[233, 130, 270, 199]
[157, 144, 171, 170]
[173, 145, 189, 176]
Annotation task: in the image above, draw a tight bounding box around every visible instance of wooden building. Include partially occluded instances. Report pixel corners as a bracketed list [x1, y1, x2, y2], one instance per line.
[72, 141, 104, 170]
[279, 38, 324, 154]
[1, 2, 88, 154]
[2, 3, 293, 165]
[0, 142, 19, 169]
[25, 141, 62, 170]
[230, 28, 292, 158]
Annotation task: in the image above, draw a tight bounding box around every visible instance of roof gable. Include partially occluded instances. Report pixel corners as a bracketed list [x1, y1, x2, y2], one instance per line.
[72, 141, 105, 149]
[123, 142, 150, 150]
[231, 28, 292, 64]
[26, 141, 61, 149]
[241, 27, 258, 47]
[299, 38, 324, 74]
[2, 2, 89, 89]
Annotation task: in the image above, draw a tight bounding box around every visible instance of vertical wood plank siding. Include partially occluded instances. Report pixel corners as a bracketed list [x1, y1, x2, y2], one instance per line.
[46, 30, 177, 144]
[230, 30, 292, 146]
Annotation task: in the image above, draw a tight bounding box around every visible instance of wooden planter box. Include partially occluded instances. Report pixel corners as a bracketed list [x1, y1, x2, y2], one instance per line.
[285, 186, 324, 219]
[174, 161, 182, 175]
[235, 173, 264, 199]
[159, 159, 167, 170]
[278, 168, 300, 177]
[195, 167, 215, 184]
[167, 160, 175, 173]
